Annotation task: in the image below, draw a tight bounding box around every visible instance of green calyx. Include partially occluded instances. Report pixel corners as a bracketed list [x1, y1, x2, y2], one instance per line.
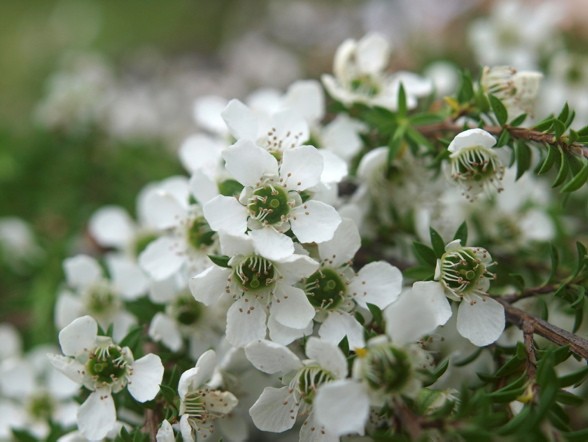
[247, 185, 290, 225]
[364, 345, 411, 393]
[306, 268, 347, 310]
[297, 366, 335, 404]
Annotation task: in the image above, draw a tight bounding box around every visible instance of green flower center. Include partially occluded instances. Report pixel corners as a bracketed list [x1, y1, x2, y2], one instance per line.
[306, 268, 347, 310]
[297, 366, 335, 404]
[27, 392, 55, 421]
[234, 255, 275, 292]
[247, 185, 290, 225]
[171, 295, 204, 326]
[439, 247, 491, 296]
[86, 345, 128, 384]
[453, 146, 500, 182]
[350, 75, 380, 97]
[364, 345, 411, 393]
[86, 284, 119, 317]
[187, 216, 215, 250]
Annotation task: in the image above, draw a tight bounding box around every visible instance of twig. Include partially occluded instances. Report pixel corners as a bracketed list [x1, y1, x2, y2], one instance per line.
[500, 284, 557, 304]
[497, 299, 588, 360]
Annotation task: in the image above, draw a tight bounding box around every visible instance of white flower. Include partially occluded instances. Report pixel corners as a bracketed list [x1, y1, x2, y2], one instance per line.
[246, 337, 363, 439]
[179, 350, 239, 441]
[56, 255, 138, 342]
[222, 98, 309, 154]
[481, 66, 542, 117]
[411, 240, 505, 347]
[190, 233, 318, 347]
[138, 176, 219, 281]
[321, 33, 431, 110]
[48, 316, 164, 440]
[305, 219, 403, 349]
[203, 140, 341, 260]
[447, 128, 505, 200]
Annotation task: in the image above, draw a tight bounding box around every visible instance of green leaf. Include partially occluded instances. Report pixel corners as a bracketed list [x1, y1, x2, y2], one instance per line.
[552, 150, 569, 188]
[557, 102, 569, 124]
[573, 241, 588, 278]
[545, 244, 559, 285]
[489, 94, 508, 126]
[561, 160, 588, 192]
[367, 303, 383, 328]
[429, 228, 446, 257]
[457, 70, 474, 102]
[403, 266, 435, 281]
[387, 126, 406, 164]
[406, 125, 432, 149]
[409, 113, 445, 125]
[412, 242, 438, 267]
[534, 116, 555, 132]
[208, 254, 230, 268]
[119, 326, 143, 353]
[553, 119, 566, 139]
[510, 113, 527, 126]
[397, 83, 407, 116]
[515, 141, 532, 180]
[497, 405, 531, 435]
[496, 129, 511, 147]
[536, 144, 557, 175]
[453, 221, 468, 245]
[559, 365, 588, 389]
[422, 358, 450, 386]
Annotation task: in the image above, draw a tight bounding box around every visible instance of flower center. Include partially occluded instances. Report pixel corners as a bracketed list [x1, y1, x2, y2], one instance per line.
[86, 344, 129, 385]
[439, 247, 493, 297]
[170, 295, 204, 326]
[247, 185, 290, 225]
[234, 255, 275, 292]
[27, 392, 55, 421]
[187, 216, 215, 250]
[296, 366, 335, 404]
[305, 268, 347, 310]
[183, 390, 208, 423]
[350, 75, 380, 97]
[86, 283, 120, 318]
[363, 345, 411, 393]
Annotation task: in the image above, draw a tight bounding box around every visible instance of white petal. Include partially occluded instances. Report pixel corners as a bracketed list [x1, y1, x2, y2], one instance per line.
[138, 236, 184, 281]
[244, 339, 302, 374]
[448, 128, 496, 154]
[385, 282, 452, 345]
[290, 200, 341, 244]
[128, 353, 164, 402]
[89, 206, 135, 248]
[204, 390, 238, 415]
[189, 265, 231, 306]
[156, 419, 175, 442]
[348, 261, 403, 309]
[107, 255, 149, 300]
[223, 139, 279, 186]
[317, 218, 361, 267]
[226, 297, 267, 347]
[77, 388, 116, 440]
[306, 337, 347, 379]
[314, 379, 369, 436]
[189, 169, 219, 205]
[280, 145, 323, 191]
[221, 99, 258, 140]
[318, 150, 347, 184]
[219, 231, 254, 256]
[111, 310, 137, 343]
[274, 254, 319, 284]
[457, 296, 505, 347]
[322, 115, 364, 160]
[0, 359, 35, 398]
[284, 80, 325, 123]
[179, 349, 217, 398]
[141, 190, 187, 230]
[59, 315, 97, 357]
[203, 195, 248, 235]
[250, 227, 294, 261]
[299, 413, 339, 442]
[193, 95, 228, 134]
[179, 133, 224, 174]
[357, 33, 390, 74]
[64, 255, 102, 289]
[271, 285, 315, 329]
[180, 414, 195, 442]
[54, 291, 85, 330]
[318, 312, 365, 352]
[47, 354, 86, 385]
[271, 109, 310, 148]
[149, 313, 183, 352]
[267, 314, 311, 345]
[249, 386, 300, 432]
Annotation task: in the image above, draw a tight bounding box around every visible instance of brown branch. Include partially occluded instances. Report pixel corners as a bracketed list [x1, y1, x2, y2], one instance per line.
[416, 120, 588, 158]
[500, 284, 558, 304]
[497, 299, 588, 360]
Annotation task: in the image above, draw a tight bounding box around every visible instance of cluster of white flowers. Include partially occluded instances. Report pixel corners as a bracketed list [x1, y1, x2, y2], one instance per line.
[30, 31, 555, 441]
